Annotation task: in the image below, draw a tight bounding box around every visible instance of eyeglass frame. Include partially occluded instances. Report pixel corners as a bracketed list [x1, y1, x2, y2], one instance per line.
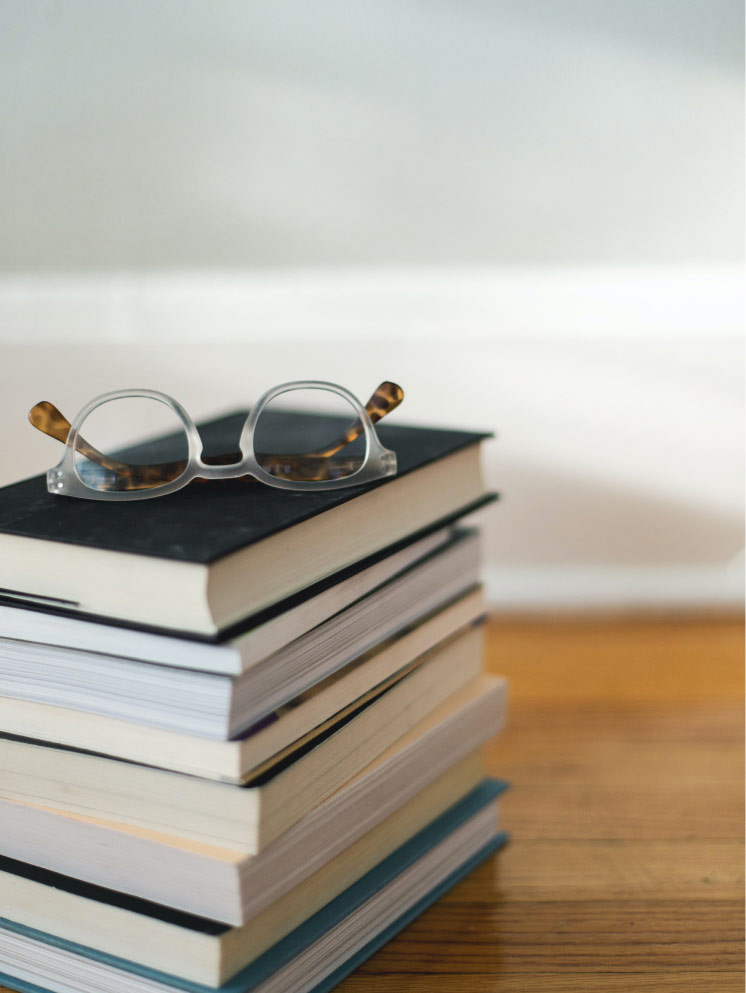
[43, 381, 399, 501]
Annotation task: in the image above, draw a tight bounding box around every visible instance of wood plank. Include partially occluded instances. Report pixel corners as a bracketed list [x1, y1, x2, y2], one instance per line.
[483, 616, 744, 703]
[342, 974, 745, 992]
[339, 614, 744, 991]
[488, 703, 744, 786]
[503, 782, 743, 839]
[354, 899, 744, 973]
[455, 839, 743, 901]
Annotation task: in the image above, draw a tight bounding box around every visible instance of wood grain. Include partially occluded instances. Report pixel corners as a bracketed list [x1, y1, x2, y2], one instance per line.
[0, 615, 741, 992]
[341, 614, 745, 992]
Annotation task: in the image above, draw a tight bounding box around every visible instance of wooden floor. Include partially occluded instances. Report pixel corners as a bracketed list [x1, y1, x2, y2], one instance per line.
[341, 615, 745, 993]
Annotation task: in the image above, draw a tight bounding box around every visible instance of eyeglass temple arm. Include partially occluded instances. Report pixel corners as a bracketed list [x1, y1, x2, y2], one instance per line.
[28, 401, 136, 474]
[205, 380, 402, 463]
[28, 381, 403, 474]
[298, 381, 404, 459]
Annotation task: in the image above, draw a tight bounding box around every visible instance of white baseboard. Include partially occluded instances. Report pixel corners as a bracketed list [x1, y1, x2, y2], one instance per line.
[0, 265, 742, 343]
[484, 562, 744, 611]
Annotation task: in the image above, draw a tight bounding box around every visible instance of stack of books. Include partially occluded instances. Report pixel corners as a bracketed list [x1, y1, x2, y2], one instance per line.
[0, 406, 508, 993]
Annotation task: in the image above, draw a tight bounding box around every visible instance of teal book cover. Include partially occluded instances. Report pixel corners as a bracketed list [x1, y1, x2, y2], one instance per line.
[0, 779, 508, 993]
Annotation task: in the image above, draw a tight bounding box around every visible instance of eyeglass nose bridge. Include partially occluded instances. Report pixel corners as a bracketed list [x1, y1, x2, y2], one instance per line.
[193, 451, 254, 480]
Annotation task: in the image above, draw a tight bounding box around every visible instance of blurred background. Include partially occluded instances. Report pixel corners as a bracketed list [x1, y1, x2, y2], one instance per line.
[0, 0, 743, 609]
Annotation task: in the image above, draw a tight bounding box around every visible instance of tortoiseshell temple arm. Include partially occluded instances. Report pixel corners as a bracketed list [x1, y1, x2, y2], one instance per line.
[29, 399, 188, 491]
[201, 380, 403, 464]
[27, 381, 403, 488]
[303, 381, 404, 459]
[28, 401, 144, 476]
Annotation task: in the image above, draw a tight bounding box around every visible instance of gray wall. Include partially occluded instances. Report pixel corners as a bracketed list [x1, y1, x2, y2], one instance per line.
[1, 0, 742, 271]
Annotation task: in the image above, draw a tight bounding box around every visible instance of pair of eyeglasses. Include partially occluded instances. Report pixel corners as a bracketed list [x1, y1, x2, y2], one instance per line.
[29, 381, 403, 501]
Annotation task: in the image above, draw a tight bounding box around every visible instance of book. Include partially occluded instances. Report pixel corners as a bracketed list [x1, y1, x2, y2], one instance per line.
[0, 529, 480, 738]
[0, 754, 491, 986]
[0, 622, 486, 849]
[0, 411, 493, 633]
[0, 526, 452, 671]
[0, 588, 484, 782]
[0, 675, 506, 923]
[0, 780, 507, 993]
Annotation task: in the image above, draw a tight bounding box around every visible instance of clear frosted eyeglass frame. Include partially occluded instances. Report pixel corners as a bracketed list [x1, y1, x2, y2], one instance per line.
[29, 380, 402, 501]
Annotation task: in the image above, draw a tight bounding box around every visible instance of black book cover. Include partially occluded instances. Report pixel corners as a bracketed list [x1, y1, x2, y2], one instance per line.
[0, 411, 492, 565]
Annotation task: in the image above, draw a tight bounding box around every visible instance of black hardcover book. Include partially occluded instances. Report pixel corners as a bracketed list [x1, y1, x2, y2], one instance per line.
[0, 411, 493, 634]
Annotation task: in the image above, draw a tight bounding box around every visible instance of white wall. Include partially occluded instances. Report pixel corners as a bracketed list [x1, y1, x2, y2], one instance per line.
[0, 0, 742, 269]
[0, 3, 742, 609]
[0, 267, 742, 609]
